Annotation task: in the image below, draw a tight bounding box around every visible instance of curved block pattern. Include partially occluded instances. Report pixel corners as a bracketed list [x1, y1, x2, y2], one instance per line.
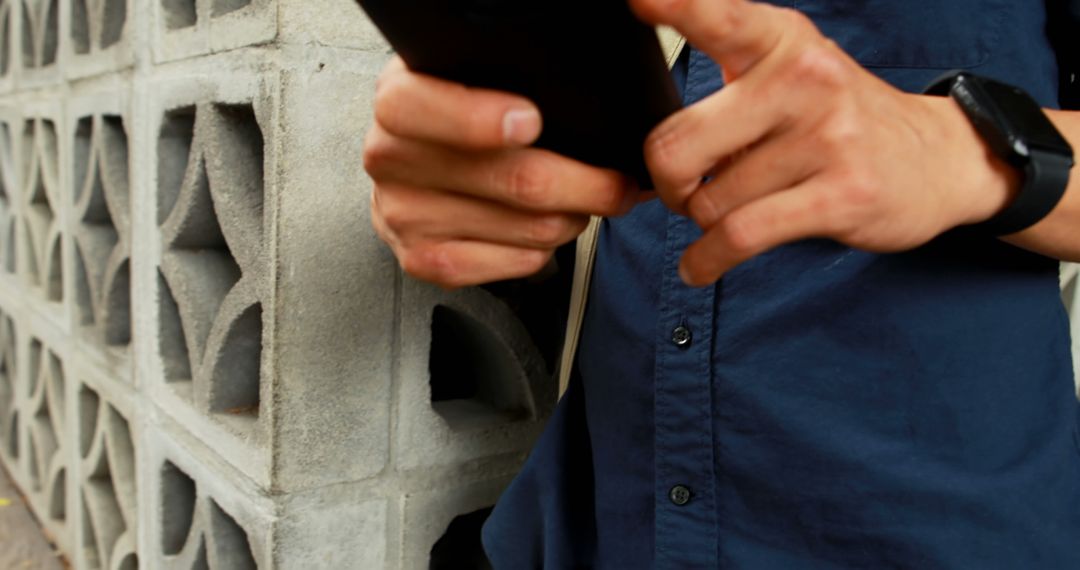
[77, 384, 137, 570]
[158, 460, 260, 569]
[155, 0, 275, 64]
[0, 314, 15, 463]
[0, 122, 13, 274]
[73, 114, 131, 350]
[158, 102, 265, 432]
[6, 340, 69, 554]
[71, 0, 127, 55]
[20, 118, 62, 302]
[21, 0, 58, 69]
[0, 2, 10, 78]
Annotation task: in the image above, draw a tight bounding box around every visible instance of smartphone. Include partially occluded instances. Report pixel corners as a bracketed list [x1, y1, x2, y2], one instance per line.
[355, 0, 682, 187]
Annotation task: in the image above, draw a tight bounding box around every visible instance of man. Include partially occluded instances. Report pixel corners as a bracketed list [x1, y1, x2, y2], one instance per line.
[365, 0, 1080, 567]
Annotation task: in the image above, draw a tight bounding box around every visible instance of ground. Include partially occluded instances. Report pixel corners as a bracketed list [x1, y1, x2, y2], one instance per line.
[0, 464, 65, 569]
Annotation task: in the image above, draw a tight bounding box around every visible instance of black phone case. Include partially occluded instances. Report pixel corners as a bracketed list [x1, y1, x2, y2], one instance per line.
[356, 0, 682, 187]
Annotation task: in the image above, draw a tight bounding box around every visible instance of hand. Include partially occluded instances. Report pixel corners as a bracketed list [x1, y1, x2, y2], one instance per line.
[630, 0, 1019, 286]
[365, 58, 640, 289]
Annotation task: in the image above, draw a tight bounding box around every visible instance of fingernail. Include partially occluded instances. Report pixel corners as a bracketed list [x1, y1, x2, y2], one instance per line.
[503, 108, 541, 146]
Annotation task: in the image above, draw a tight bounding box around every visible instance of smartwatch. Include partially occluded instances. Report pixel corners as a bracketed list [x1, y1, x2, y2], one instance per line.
[924, 71, 1074, 236]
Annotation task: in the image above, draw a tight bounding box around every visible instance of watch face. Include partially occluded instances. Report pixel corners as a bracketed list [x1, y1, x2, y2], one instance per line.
[972, 77, 1072, 156]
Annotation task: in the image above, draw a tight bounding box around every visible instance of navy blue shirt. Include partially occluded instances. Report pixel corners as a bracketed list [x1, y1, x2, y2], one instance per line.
[483, 1, 1080, 568]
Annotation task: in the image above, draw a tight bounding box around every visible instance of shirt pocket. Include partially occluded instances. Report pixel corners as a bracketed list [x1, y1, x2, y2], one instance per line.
[794, 0, 1008, 69]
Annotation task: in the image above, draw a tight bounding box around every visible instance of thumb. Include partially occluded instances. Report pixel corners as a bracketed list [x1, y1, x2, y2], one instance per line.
[629, 0, 794, 79]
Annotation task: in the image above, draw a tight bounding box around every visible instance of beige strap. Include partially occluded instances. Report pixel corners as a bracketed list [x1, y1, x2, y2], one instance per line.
[657, 26, 688, 68]
[558, 216, 603, 396]
[555, 29, 686, 398]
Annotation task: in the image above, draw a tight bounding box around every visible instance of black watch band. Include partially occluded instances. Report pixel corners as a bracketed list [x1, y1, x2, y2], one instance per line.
[990, 149, 1073, 236]
[924, 71, 1074, 236]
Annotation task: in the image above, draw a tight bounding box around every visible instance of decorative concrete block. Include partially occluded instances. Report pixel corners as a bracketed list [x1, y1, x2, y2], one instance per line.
[144, 70, 276, 488]
[21, 115, 64, 302]
[69, 104, 132, 359]
[142, 431, 270, 570]
[153, 0, 276, 64]
[12, 336, 73, 556]
[66, 0, 133, 80]
[0, 311, 17, 465]
[277, 0, 388, 52]
[269, 56, 396, 491]
[396, 281, 556, 472]
[74, 378, 137, 570]
[0, 0, 15, 90]
[0, 114, 15, 275]
[18, 0, 62, 86]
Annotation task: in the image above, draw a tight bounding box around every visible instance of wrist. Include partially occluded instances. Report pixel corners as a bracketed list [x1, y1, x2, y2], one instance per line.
[924, 94, 1020, 228]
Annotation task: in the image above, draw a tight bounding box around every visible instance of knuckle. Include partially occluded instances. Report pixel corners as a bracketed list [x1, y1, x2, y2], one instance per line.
[645, 126, 685, 182]
[592, 174, 629, 216]
[819, 114, 862, 155]
[400, 244, 454, 285]
[526, 215, 571, 247]
[718, 214, 758, 256]
[503, 158, 554, 209]
[781, 7, 817, 36]
[518, 249, 552, 276]
[699, 6, 745, 45]
[843, 172, 880, 207]
[378, 197, 412, 234]
[373, 74, 408, 133]
[687, 189, 721, 227]
[789, 45, 849, 92]
[362, 128, 397, 177]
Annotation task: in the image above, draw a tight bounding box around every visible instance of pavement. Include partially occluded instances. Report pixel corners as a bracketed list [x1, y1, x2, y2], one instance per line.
[0, 464, 66, 569]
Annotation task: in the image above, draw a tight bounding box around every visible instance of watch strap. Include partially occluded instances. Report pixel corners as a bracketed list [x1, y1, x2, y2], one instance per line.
[979, 149, 1072, 235]
[924, 71, 1074, 236]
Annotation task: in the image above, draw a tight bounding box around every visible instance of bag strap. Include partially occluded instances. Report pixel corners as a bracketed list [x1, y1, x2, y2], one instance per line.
[556, 29, 686, 397]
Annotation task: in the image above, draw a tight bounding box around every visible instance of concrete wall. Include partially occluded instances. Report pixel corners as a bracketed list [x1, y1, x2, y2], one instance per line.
[0, 1, 1076, 569]
[0, 0, 561, 568]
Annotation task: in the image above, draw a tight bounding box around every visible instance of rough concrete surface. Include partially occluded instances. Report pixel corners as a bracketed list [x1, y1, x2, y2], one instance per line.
[0, 0, 562, 568]
[0, 463, 65, 570]
[0, 0, 1075, 569]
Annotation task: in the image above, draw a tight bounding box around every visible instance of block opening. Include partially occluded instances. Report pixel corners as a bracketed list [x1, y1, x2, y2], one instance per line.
[71, 0, 89, 54]
[208, 303, 261, 418]
[100, 0, 125, 49]
[211, 0, 250, 18]
[160, 460, 196, 556]
[429, 507, 494, 570]
[162, 0, 196, 30]
[157, 107, 195, 224]
[429, 305, 533, 430]
[208, 500, 256, 569]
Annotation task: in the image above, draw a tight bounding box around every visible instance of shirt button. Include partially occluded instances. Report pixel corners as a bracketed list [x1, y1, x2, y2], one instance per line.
[669, 485, 692, 506]
[671, 326, 692, 348]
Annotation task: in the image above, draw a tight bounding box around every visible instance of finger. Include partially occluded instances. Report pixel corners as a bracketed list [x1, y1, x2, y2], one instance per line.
[685, 131, 820, 228]
[628, 0, 798, 78]
[401, 240, 553, 289]
[376, 183, 590, 249]
[679, 181, 837, 286]
[645, 78, 786, 212]
[364, 129, 640, 217]
[375, 57, 542, 150]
